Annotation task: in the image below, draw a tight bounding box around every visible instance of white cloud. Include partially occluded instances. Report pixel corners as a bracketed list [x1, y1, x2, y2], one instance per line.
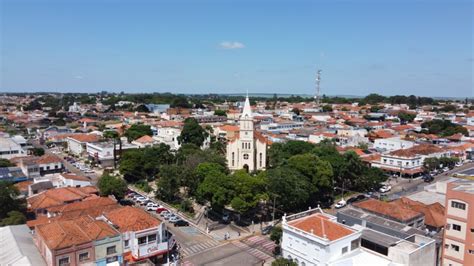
[219, 41, 245, 49]
[74, 75, 84, 80]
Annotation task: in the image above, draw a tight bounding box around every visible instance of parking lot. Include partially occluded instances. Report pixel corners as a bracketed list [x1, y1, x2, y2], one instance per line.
[125, 188, 222, 260]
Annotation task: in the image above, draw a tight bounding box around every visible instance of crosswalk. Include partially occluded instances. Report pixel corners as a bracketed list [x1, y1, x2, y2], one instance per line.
[232, 241, 273, 261]
[242, 235, 276, 254]
[180, 239, 221, 257]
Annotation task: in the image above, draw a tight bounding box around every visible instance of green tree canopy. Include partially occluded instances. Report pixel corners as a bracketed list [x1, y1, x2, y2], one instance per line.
[0, 158, 15, 167]
[214, 109, 227, 117]
[97, 174, 127, 199]
[0, 211, 26, 226]
[124, 124, 153, 141]
[178, 118, 209, 147]
[0, 181, 25, 220]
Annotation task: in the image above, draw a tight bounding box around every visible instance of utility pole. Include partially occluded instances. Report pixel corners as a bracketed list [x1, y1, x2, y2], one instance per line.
[272, 194, 277, 226]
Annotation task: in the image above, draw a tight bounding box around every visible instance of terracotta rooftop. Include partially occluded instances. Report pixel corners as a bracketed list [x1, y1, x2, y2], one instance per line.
[67, 134, 100, 143]
[27, 186, 98, 210]
[219, 125, 240, 132]
[288, 213, 355, 241]
[392, 197, 445, 228]
[47, 196, 116, 213]
[133, 135, 155, 143]
[60, 173, 91, 182]
[37, 154, 63, 164]
[388, 144, 444, 158]
[354, 199, 423, 222]
[36, 216, 118, 250]
[105, 206, 161, 232]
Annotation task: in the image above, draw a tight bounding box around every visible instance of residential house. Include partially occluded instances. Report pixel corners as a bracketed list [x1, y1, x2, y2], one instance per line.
[0, 136, 27, 159]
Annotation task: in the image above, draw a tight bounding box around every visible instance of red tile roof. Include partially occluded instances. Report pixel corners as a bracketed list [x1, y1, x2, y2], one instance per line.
[67, 134, 100, 143]
[133, 135, 154, 144]
[392, 197, 445, 228]
[60, 173, 90, 182]
[354, 198, 423, 222]
[36, 216, 118, 250]
[105, 206, 161, 232]
[388, 144, 444, 158]
[37, 154, 62, 164]
[288, 213, 355, 241]
[27, 186, 98, 210]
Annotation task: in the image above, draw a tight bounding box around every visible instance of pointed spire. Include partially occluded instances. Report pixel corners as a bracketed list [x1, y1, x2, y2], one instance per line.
[242, 93, 252, 118]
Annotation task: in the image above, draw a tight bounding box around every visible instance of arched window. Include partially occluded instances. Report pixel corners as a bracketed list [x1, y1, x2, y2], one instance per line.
[242, 143, 244, 149]
[259, 153, 262, 167]
[232, 152, 235, 166]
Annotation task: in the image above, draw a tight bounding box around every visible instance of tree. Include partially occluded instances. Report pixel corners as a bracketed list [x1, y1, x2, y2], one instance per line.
[97, 174, 127, 199]
[24, 100, 42, 111]
[267, 167, 310, 212]
[272, 258, 297, 266]
[370, 105, 383, 112]
[322, 105, 333, 112]
[31, 147, 45, 156]
[0, 158, 14, 167]
[423, 157, 439, 171]
[291, 108, 300, 116]
[214, 109, 227, 117]
[155, 165, 181, 202]
[229, 170, 268, 214]
[196, 170, 233, 210]
[0, 211, 26, 226]
[124, 124, 153, 141]
[0, 181, 25, 220]
[398, 112, 416, 122]
[135, 104, 150, 113]
[270, 226, 283, 244]
[421, 119, 468, 137]
[268, 141, 315, 167]
[178, 118, 209, 147]
[103, 130, 119, 139]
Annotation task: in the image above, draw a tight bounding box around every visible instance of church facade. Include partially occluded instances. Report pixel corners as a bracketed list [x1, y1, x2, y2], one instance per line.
[226, 96, 267, 172]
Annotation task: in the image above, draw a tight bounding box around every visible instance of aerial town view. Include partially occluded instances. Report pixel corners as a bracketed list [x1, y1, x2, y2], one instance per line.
[0, 0, 472, 266]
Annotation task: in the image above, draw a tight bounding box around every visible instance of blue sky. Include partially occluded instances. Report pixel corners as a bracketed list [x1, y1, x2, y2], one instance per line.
[1, 0, 472, 97]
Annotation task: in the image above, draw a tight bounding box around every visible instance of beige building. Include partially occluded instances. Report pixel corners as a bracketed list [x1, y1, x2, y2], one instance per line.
[442, 180, 474, 266]
[226, 96, 266, 172]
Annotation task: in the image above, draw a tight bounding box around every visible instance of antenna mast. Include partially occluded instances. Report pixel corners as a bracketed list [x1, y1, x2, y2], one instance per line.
[315, 69, 322, 107]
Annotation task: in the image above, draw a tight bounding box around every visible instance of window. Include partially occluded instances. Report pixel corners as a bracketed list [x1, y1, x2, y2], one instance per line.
[232, 152, 235, 166]
[469, 250, 474, 254]
[78, 252, 89, 262]
[58, 257, 70, 266]
[453, 224, 461, 231]
[148, 234, 157, 242]
[138, 236, 147, 245]
[106, 256, 118, 263]
[471, 228, 474, 233]
[124, 240, 129, 247]
[259, 153, 263, 167]
[242, 143, 245, 149]
[106, 246, 116, 255]
[243, 154, 249, 160]
[351, 239, 359, 250]
[451, 244, 460, 252]
[342, 246, 348, 254]
[451, 201, 466, 210]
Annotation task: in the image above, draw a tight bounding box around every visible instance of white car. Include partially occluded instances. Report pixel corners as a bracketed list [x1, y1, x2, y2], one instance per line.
[379, 185, 392, 193]
[335, 200, 346, 209]
[147, 205, 159, 211]
[169, 216, 180, 223]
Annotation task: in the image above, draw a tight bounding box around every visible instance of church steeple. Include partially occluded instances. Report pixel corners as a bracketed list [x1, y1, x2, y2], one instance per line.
[242, 94, 252, 118]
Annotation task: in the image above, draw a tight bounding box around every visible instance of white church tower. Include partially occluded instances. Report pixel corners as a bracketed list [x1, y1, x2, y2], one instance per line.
[226, 95, 267, 172]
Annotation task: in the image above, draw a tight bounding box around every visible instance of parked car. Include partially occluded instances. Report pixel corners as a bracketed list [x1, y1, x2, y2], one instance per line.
[347, 194, 366, 204]
[169, 216, 180, 223]
[335, 200, 347, 209]
[156, 207, 168, 214]
[147, 205, 159, 211]
[423, 175, 434, 183]
[160, 211, 170, 217]
[119, 199, 134, 206]
[379, 185, 392, 193]
[262, 225, 273, 235]
[174, 219, 190, 227]
[163, 212, 172, 220]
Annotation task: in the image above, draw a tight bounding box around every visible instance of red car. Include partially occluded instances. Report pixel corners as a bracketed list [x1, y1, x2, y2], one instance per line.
[156, 207, 168, 214]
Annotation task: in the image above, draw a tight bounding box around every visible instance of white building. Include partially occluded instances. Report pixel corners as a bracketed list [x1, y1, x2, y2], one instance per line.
[66, 134, 100, 156]
[153, 126, 181, 150]
[86, 140, 138, 167]
[374, 137, 415, 152]
[0, 136, 27, 159]
[282, 209, 437, 266]
[226, 96, 267, 172]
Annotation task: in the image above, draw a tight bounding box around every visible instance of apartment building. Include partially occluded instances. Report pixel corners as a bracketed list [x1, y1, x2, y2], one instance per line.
[0, 136, 27, 159]
[373, 137, 415, 151]
[66, 134, 100, 156]
[442, 180, 474, 266]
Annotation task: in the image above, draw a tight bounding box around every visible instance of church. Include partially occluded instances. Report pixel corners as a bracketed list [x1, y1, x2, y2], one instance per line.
[226, 95, 267, 172]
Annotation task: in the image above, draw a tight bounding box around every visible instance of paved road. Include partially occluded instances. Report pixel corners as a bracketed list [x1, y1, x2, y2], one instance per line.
[182, 236, 275, 266]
